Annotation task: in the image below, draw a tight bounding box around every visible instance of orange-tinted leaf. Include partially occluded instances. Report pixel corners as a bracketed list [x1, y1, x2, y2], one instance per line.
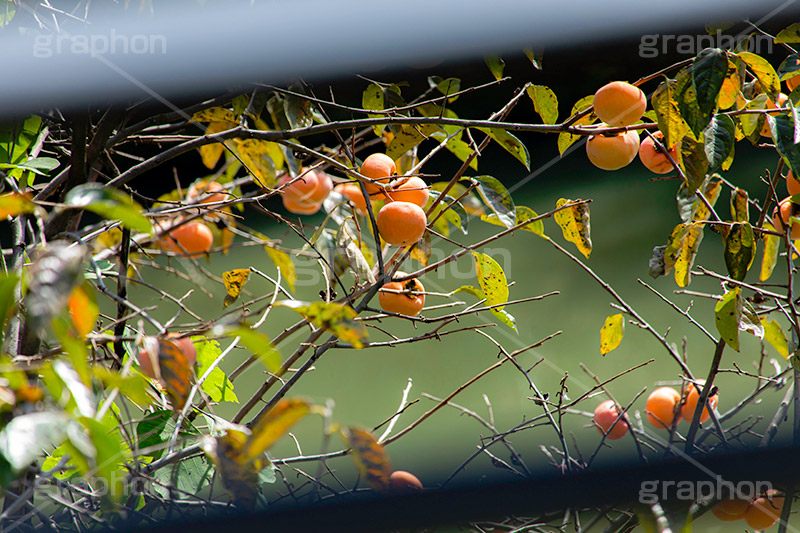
[346, 427, 392, 493]
[0, 192, 35, 219]
[201, 429, 260, 511]
[277, 300, 368, 348]
[223, 268, 251, 308]
[155, 338, 192, 411]
[243, 399, 311, 462]
[67, 283, 98, 338]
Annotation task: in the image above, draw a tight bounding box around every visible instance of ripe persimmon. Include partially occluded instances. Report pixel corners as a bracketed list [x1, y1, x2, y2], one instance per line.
[307, 171, 333, 203]
[187, 180, 225, 204]
[377, 201, 427, 246]
[680, 379, 718, 423]
[388, 177, 429, 207]
[361, 153, 396, 194]
[645, 386, 681, 429]
[592, 400, 628, 440]
[380, 275, 425, 316]
[282, 195, 322, 215]
[334, 183, 369, 213]
[638, 132, 678, 174]
[711, 497, 750, 522]
[389, 471, 423, 492]
[745, 493, 784, 530]
[162, 221, 214, 255]
[593, 81, 647, 127]
[586, 129, 641, 170]
[787, 171, 800, 196]
[280, 170, 322, 203]
[772, 197, 800, 239]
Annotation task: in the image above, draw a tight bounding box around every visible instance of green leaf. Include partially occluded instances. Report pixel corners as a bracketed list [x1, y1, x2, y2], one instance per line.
[283, 92, 315, 130]
[762, 319, 789, 358]
[715, 287, 742, 351]
[0, 116, 42, 166]
[557, 96, 596, 155]
[676, 65, 712, 138]
[0, 411, 69, 471]
[277, 300, 368, 349]
[93, 367, 152, 406]
[760, 220, 780, 282]
[485, 56, 505, 80]
[0, 157, 59, 176]
[137, 410, 176, 459]
[472, 252, 509, 311]
[196, 337, 239, 403]
[79, 416, 125, 501]
[526, 85, 558, 125]
[227, 326, 281, 373]
[64, 183, 152, 233]
[724, 222, 756, 282]
[476, 127, 530, 170]
[692, 48, 728, 115]
[442, 136, 478, 169]
[770, 104, 800, 176]
[775, 23, 800, 44]
[362, 83, 385, 137]
[428, 191, 468, 235]
[738, 51, 781, 99]
[730, 188, 749, 223]
[652, 78, 690, 148]
[0, 274, 19, 337]
[152, 455, 213, 500]
[428, 76, 461, 102]
[703, 115, 735, 173]
[678, 135, 708, 192]
[600, 314, 624, 355]
[463, 175, 515, 228]
[779, 54, 800, 82]
[554, 198, 592, 259]
[386, 123, 441, 161]
[677, 176, 722, 223]
[483, 205, 544, 237]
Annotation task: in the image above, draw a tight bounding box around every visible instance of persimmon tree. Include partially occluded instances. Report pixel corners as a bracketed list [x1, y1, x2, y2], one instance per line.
[3, 14, 800, 532]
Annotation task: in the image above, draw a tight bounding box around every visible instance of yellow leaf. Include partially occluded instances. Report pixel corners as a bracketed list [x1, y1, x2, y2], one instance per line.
[233, 139, 282, 188]
[243, 399, 311, 463]
[554, 198, 592, 258]
[192, 106, 236, 124]
[0, 192, 35, 219]
[277, 300, 368, 348]
[199, 121, 230, 169]
[223, 268, 251, 308]
[674, 222, 704, 287]
[345, 427, 392, 493]
[600, 313, 624, 355]
[264, 245, 296, 292]
[201, 429, 260, 511]
[760, 221, 780, 282]
[762, 319, 789, 358]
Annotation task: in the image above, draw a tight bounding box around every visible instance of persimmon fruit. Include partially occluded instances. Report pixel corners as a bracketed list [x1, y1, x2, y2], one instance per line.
[787, 171, 800, 196]
[592, 400, 628, 440]
[379, 274, 425, 316]
[593, 81, 647, 127]
[680, 379, 718, 423]
[760, 93, 789, 137]
[645, 386, 681, 429]
[187, 180, 225, 204]
[389, 471, 423, 493]
[162, 221, 214, 255]
[772, 197, 800, 239]
[711, 497, 750, 522]
[744, 493, 784, 530]
[361, 153, 396, 194]
[586, 129, 641, 170]
[638, 132, 678, 174]
[282, 195, 322, 215]
[388, 177, 429, 207]
[334, 183, 369, 213]
[377, 201, 427, 246]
